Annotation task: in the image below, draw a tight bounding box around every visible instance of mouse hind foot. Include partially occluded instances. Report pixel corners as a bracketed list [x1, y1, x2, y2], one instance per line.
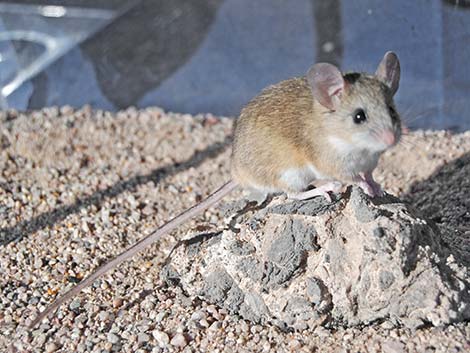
[288, 181, 343, 202]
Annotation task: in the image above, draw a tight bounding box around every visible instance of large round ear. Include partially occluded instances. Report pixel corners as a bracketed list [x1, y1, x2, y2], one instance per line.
[307, 63, 345, 110]
[376, 51, 400, 95]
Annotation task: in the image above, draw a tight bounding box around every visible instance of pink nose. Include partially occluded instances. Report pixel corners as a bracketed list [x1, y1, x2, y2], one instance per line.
[381, 130, 396, 146]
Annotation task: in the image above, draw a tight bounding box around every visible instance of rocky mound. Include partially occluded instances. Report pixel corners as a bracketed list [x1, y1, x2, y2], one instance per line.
[162, 187, 470, 331]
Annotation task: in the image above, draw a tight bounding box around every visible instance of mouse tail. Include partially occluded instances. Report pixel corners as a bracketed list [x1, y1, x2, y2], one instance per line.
[29, 180, 238, 329]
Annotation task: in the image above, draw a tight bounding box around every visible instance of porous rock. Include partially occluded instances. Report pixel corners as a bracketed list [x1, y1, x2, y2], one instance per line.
[162, 187, 470, 330]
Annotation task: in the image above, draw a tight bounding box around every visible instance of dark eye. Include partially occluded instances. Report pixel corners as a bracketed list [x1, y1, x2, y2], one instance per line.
[353, 109, 367, 124]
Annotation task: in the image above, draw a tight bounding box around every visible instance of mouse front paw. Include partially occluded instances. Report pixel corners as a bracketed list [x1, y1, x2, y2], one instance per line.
[356, 180, 375, 197]
[354, 171, 386, 197]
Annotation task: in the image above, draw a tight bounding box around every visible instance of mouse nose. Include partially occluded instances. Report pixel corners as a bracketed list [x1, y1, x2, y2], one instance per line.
[381, 129, 396, 146]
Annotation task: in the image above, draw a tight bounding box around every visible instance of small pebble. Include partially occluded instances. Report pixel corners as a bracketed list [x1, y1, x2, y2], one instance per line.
[154, 311, 167, 322]
[239, 320, 249, 333]
[170, 333, 188, 348]
[113, 297, 124, 308]
[289, 339, 301, 350]
[107, 333, 120, 344]
[206, 305, 218, 315]
[36, 334, 47, 346]
[69, 299, 81, 311]
[45, 342, 59, 352]
[34, 258, 44, 269]
[209, 321, 222, 331]
[191, 310, 207, 321]
[199, 318, 210, 328]
[152, 330, 170, 346]
[381, 321, 395, 329]
[98, 310, 112, 321]
[104, 342, 113, 350]
[262, 341, 271, 351]
[138, 333, 150, 344]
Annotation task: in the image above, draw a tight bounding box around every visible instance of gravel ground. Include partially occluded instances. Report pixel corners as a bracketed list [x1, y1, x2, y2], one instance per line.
[0, 106, 469, 352]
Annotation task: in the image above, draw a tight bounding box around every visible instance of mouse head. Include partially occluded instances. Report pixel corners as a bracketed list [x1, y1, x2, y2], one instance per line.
[307, 51, 402, 153]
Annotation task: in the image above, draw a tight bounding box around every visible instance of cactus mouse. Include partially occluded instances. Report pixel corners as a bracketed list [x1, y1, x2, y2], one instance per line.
[30, 51, 402, 328]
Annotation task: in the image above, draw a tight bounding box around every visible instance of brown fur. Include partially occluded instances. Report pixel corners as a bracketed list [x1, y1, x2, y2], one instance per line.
[231, 73, 396, 191]
[231, 78, 316, 190]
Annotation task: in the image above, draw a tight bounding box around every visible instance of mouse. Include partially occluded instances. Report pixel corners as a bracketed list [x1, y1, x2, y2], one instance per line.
[29, 51, 402, 329]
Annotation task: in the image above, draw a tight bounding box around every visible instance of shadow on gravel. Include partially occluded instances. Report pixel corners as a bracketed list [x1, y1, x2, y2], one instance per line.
[403, 152, 470, 267]
[0, 136, 231, 246]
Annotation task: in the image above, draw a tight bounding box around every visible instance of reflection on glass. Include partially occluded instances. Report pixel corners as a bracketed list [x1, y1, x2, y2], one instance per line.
[0, 2, 133, 108]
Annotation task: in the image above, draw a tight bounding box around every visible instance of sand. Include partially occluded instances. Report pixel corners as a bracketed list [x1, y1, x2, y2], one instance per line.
[0, 106, 469, 352]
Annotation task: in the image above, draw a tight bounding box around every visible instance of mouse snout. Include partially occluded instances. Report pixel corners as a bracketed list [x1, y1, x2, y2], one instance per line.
[379, 129, 396, 147]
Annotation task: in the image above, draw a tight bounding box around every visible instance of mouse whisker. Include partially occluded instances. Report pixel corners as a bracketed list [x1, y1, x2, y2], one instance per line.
[400, 105, 414, 118]
[397, 137, 419, 149]
[402, 115, 426, 125]
[401, 105, 440, 126]
[400, 131, 426, 143]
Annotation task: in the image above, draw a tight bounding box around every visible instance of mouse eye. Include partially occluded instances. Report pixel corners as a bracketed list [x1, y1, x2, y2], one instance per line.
[353, 109, 367, 124]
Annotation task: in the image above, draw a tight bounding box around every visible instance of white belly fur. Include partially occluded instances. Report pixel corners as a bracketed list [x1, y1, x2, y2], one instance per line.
[280, 165, 326, 191]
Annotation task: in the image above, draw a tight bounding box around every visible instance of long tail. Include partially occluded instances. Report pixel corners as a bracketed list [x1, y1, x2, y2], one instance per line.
[29, 180, 238, 329]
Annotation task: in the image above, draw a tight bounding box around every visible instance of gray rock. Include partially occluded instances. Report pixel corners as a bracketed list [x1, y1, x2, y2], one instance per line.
[306, 277, 324, 305]
[162, 186, 470, 330]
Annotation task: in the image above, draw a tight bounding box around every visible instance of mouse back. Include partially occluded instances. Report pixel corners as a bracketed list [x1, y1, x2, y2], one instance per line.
[231, 77, 316, 191]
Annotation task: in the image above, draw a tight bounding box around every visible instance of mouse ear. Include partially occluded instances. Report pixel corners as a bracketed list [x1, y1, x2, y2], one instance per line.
[307, 63, 345, 110]
[376, 51, 400, 95]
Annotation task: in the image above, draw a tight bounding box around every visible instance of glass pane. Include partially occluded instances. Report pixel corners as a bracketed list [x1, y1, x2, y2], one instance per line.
[0, 0, 469, 131]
